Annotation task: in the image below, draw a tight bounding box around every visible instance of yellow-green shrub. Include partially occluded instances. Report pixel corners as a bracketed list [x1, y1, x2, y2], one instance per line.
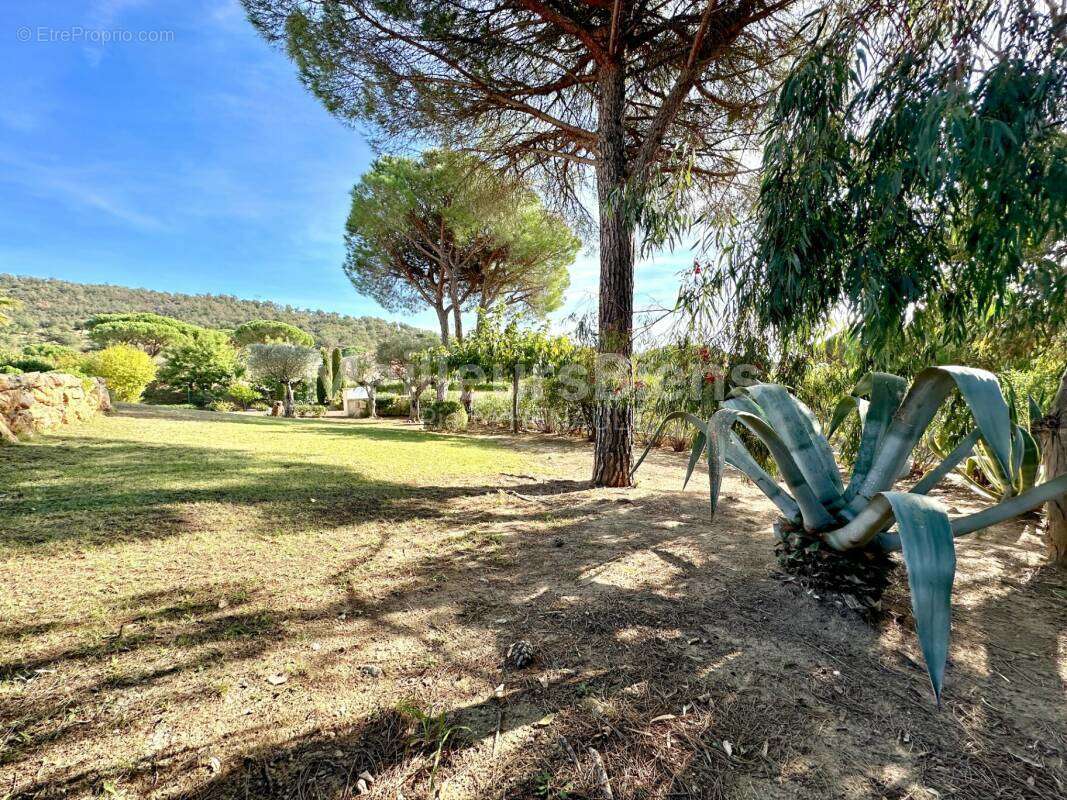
[84, 345, 157, 402]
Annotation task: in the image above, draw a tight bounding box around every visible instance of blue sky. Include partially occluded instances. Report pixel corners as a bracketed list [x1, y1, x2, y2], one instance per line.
[0, 0, 694, 333]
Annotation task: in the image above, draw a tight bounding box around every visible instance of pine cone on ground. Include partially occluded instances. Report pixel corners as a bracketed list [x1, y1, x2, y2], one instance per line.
[506, 640, 534, 668]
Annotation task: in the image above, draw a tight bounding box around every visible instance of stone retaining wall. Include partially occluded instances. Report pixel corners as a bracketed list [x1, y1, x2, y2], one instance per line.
[0, 372, 111, 444]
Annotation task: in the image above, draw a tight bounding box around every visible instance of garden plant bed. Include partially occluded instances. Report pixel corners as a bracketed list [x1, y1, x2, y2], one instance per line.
[1, 405, 1063, 799]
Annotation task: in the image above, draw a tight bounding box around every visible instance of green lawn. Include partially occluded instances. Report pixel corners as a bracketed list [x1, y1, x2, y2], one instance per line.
[0, 405, 546, 795]
[0, 405, 532, 551]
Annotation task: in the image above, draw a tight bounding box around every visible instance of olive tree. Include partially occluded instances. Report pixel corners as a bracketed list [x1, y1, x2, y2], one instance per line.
[247, 344, 320, 417]
[376, 330, 440, 421]
[343, 351, 388, 418]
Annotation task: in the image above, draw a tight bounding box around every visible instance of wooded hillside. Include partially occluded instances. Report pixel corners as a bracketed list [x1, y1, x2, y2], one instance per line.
[0, 274, 432, 351]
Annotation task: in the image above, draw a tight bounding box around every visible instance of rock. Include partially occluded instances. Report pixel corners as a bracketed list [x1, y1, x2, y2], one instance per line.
[0, 417, 17, 446]
[0, 372, 109, 440]
[360, 664, 383, 678]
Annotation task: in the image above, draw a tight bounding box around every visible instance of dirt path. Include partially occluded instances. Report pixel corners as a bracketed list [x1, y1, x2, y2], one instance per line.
[2, 419, 1064, 799]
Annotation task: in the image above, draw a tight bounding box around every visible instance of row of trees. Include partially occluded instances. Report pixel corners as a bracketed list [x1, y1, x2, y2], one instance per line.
[91, 312, 439, 417]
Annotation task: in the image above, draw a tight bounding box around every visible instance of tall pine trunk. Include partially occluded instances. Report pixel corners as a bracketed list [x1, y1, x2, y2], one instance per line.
[436, 306, 450, 345]
[592, 61, 635, 488]
[452, 304, 464, 342]
[1040, 363, 1067, 565]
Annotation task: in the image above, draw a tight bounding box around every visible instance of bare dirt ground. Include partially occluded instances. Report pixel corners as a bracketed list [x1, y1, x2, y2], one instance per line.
[2, 413, 1065, 800]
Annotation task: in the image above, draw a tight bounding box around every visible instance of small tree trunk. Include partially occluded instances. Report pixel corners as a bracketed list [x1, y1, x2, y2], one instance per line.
[283, 382, 295, 417]
[461, 384, 473, 416]
[511, 367, 520, 434]
[1040, 363, 1067, 565]
[368, 385, 377, 418]
[410, 387, 422, 421]
[592, 61, 635, 487]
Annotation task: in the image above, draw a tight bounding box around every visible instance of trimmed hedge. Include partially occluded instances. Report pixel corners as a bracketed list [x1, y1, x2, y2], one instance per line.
[377, 394, 412, 418]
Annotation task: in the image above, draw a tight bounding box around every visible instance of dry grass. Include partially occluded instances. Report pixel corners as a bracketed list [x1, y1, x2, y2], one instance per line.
[1, 405, 1064, 799]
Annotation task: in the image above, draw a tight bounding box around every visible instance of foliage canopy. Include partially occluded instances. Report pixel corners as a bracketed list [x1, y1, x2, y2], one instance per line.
[720, 0, 1066, 350]
[232, 319, 315, 348]
[345, 150, 576, 341]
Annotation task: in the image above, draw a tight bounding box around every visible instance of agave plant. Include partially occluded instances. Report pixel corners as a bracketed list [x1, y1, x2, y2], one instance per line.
[634, 367, 1067, 704]
[921, 386, 1040, 502]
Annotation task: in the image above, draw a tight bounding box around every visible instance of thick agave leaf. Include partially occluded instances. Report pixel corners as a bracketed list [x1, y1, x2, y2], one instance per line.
[631, 411, 707, 479]
[838, 373, 908, 503]
[821, 491, 956, 703]
[881, 492, 955, 705]
[826, 395, 868, 439]
[929, 424, 1038, 501]
[736, 385, 845, 514]
[721, 392, 765, 419]
[723, 432, 802, 523]
[1015, 424, 1040, 493]
[1028, 394, 1045, 425]
[630, 411, 802, 522]
[950, 471, 1067, 536]
[684, 430, 707, 489]
[912, 428, 982, 495]
[852, 367, 1013, 511]
[707, 406, 836, 531]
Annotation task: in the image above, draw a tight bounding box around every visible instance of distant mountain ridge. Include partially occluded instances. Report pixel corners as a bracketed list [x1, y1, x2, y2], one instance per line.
[0, 273, 432, 351]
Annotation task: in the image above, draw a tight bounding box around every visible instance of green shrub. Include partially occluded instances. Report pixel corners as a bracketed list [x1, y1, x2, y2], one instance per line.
[208, 399, 237, 412]
[377, 394, 412, 418]
[468, 391, 511, 427]
[157, 335, 239, 404]
[293, 403, 328, 418]
[249, 400, 270, 411]
[0, 365, 21, 375]
[424, 400, 468, 431]
[225, 380, 261, 409]
[8, 357, 55, 373]
[84, 345, 158, 402]
[20, 343, 84, 373]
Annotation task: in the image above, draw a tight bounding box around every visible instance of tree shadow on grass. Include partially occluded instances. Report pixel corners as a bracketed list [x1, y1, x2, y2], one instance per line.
[6, 410, 1064, 798]
[0, 441, 592, 552]
[170, 494, 1067, 799]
